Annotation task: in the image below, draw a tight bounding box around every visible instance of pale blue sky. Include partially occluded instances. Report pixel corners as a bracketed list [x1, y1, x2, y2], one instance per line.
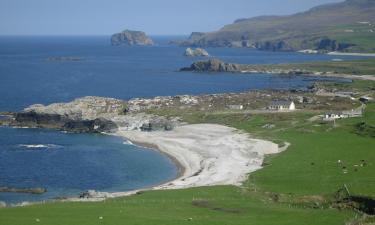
[0, 0, 343, 35]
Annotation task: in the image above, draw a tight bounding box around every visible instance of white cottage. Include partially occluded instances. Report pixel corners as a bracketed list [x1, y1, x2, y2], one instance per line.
[268, 101, 296, 111]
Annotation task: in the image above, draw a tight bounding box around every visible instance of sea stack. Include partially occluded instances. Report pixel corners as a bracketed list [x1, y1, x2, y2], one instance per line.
[184, 48, 210, 57]
[111, 29, 154, 46]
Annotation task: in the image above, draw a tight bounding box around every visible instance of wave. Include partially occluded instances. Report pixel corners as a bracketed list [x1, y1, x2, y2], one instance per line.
[18, 144, 63, 149]
[123, 140, 134, 146]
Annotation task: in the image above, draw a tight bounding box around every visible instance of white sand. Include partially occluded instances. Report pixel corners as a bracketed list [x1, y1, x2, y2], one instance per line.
[115, 124, 278, 192]
[64, 124, 281, 201]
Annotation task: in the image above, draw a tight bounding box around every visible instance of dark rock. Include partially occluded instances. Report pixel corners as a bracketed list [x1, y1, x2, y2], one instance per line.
[62, 118, 118, 133]
[0, 186, 46, 194]
[180, 59, 241, 72]
[15, 111, 66, 128]
[140, 117, 175, 131]
[13, 112, 118, 133]
[111, 30, 154, 46]
[255, 41, 294, 51]
[316, 38, 356, 51]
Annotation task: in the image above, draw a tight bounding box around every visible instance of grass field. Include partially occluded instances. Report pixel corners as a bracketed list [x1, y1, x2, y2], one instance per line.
[239, 58, 375, 75]
[0, 83, 374, 225]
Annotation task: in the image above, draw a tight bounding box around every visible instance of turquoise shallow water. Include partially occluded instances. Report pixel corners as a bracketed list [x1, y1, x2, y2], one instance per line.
[0, 35, 364, 204]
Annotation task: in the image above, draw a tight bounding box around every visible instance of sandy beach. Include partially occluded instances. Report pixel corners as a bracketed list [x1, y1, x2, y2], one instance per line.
[79, 123, 279, 199]
[66, 124, 280, 201]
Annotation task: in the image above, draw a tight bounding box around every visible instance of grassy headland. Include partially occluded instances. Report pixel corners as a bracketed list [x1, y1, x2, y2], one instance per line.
[179, 0, 375, 53]
[182, 58, 375, 77]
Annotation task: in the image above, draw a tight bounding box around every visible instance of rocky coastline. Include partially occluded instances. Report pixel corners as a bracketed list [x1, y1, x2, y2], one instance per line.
[180, 59, 375, 81]
[1, 96, 179, 134]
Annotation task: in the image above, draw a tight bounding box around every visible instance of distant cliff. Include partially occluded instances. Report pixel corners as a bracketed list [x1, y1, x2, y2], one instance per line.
[111, 30, 154, 46]
[178, 0, 375, 53]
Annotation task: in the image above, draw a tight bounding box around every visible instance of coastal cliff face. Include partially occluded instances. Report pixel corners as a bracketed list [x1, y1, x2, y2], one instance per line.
[111, 30, 154, 46]
[177, 0, 375, 52]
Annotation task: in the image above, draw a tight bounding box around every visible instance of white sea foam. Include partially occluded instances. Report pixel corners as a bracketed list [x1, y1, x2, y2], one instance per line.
[122, 140, 134, 146]
[18, 144, 63, 149]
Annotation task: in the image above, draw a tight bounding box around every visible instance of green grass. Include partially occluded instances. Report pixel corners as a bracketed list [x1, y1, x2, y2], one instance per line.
[239, 59, 375, 75]
[0, 187, 355, 225]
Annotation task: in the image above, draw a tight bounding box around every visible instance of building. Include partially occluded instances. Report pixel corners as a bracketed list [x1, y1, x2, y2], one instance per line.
[227, 105, 244, 110]
[268, 101, 296, 111]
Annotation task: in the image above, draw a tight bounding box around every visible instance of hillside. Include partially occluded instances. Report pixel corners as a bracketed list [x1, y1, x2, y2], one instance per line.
[180, 0, 375, 52]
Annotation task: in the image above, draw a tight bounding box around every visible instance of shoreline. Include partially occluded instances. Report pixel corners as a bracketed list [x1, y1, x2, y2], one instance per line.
[303, 73, 375, 81]
[65, 123, 280, 202]
[127, 139, 186, 184]
[114, 124, 279, 190]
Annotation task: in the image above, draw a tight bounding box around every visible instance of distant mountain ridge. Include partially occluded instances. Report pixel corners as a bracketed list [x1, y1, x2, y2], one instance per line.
[179, 0, 375, 53]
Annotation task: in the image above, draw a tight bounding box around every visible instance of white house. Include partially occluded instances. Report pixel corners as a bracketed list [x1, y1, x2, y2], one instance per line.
[268, 101, 296, 111]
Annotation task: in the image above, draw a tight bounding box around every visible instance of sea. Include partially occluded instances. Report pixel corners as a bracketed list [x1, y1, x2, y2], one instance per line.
[0, 35, 368, 205]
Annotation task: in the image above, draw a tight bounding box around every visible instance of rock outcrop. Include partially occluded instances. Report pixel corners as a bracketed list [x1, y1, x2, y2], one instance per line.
[0, 187, 46, 194]
[184, 48, 209, 57]
[14, 111, 118, 133]
[10, 96, 179, 133]
[180, 59, 241, 72]
[111, 30, 154, 46]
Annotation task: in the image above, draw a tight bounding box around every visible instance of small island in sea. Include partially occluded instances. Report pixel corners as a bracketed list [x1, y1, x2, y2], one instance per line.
[111, 29, 154, 46]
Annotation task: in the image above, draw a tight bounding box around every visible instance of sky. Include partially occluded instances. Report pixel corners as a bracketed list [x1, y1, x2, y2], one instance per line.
[0, 0, 344, 35]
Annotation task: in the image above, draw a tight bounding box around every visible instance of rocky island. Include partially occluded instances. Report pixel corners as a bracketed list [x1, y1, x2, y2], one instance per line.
[111, 29, 154, 46]
[183, 48, 209, 57]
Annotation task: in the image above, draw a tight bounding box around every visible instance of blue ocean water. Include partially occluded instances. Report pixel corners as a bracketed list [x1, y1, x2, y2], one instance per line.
[0, 127, 177, 204]
[0, 36, 367, 204]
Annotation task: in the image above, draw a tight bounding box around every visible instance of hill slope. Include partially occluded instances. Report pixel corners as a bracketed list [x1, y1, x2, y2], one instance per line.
[180, 0, 375, 52]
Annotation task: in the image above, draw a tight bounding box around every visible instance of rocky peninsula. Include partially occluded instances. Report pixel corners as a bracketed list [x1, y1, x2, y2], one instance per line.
[111, 29, 154, 46]
[180, 58, 375, 81]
